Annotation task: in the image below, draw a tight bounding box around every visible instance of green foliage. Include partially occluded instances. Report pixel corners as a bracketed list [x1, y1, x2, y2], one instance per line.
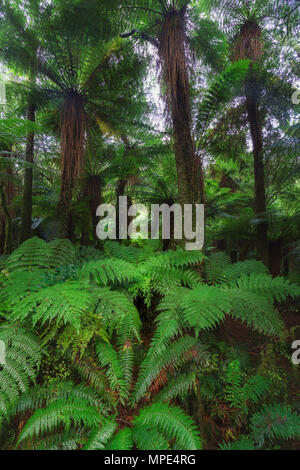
[224, 360, 270, 413]
[134, 402, 202, 450]
[220, 404, 300, 450]
[7, 237, 76, 272]
[0, 0, 299, 451]
[0, 325, 41, 418]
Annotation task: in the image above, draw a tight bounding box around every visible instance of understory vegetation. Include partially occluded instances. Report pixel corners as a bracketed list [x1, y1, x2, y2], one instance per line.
[0, 0, 299, 451]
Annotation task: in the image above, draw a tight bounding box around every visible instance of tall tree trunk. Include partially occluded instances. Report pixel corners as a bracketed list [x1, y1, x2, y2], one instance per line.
[245, 75, 269, 266]
[159, 9, 204, 208]
[20, 102, 35, 243]
[0, 146, 16, 254]
[57, 92, 86, 239]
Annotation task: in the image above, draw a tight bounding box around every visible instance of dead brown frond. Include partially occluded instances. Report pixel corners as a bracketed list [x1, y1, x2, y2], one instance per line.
[233, 19, 263, 62]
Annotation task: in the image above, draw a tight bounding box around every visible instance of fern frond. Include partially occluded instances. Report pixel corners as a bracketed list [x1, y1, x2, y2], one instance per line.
[233, 274, 300, 303]
[9, 381, 102, 421]
[134, 402, 201, 450]
[0, 326, 41, 418]
[71, 356, 109, 398]
[180, 285, 231, 331]
[84, 418, 117, 450]
[0, 270, 46, 310]
[105, 428, 133, 450]
[132, 424, 169, 450]
[104, 241, 143, 263]
[205, 251, 231, 284]
[221, 260, 268, 285]
[250, 404, 300, 447]
[18, 397, 100, 445]
[155, 372, 196, 403]
[219, 437, 255, 450]
[226, 288, 284, 335]
[96, 342, 127, 402]
[7, 237, 75, 272]
[80, 258, 142, 286]
[224, 360, 270, 412]
[11, 281, 96, 332]
[132, 335, 206, 405]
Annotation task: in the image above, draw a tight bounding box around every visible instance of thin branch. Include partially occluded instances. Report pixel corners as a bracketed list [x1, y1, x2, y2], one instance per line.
[158, 0, 167, 13]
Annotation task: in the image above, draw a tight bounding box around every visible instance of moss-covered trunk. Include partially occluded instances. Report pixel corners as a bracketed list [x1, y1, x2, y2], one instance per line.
[57, 91, 86, 239]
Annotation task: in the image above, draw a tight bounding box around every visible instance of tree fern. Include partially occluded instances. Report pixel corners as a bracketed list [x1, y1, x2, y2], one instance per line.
[105, 428, 133, 450]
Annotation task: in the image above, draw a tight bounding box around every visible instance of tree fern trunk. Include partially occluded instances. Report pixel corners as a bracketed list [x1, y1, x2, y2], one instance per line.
[159, 10, 204, 208]
[57, 177, 74, 239]
[20, 102, 35, 243]
[57, 92, 86, 239]
[245, 75, 269, 266]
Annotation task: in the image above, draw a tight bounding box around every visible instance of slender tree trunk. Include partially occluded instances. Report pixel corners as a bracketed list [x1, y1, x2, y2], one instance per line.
[245, 75, 269, 266]
[20, 102, 35, 243]
[269, 239, 282, 276]
[0, 184, 12, 254]
[0, 212, 4, 254]
[0, 145, 16, 254]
